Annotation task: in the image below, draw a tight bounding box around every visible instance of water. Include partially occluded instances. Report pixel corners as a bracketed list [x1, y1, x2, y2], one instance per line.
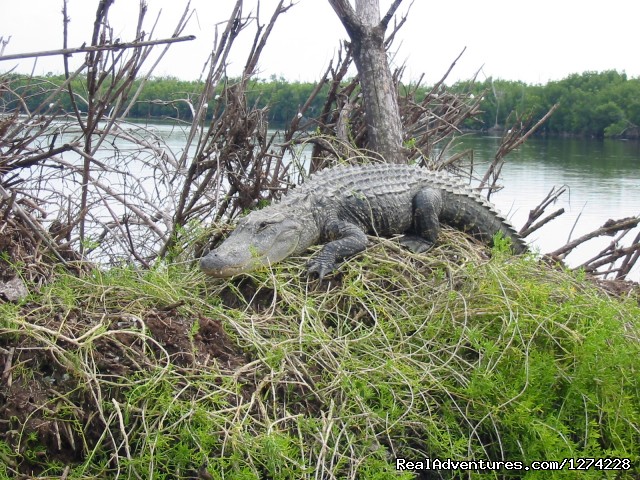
[451, 135, 640, 278]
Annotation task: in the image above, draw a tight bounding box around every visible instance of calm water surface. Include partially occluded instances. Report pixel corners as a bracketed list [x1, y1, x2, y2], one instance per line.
[453, 135, 640, 278]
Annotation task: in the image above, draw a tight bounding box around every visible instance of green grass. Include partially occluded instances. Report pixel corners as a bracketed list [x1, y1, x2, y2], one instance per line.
[0, 231, 638, 479]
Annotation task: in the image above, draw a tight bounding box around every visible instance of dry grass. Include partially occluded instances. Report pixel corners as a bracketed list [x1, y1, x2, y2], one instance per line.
[1, 230, 639, 478]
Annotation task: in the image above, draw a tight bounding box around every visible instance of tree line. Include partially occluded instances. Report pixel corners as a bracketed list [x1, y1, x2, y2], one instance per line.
[456, 70, 640, 138]
[4, 70, 639, 138]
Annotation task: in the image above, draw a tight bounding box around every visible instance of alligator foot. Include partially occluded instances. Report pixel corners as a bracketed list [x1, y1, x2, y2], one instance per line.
[399, 235, 435, 254]
[306, 258, 336, 280]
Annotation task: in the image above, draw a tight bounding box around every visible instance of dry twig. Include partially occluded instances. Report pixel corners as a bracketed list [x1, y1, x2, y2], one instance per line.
[519, 185, 568, 238]
[479, 104, 559, 197]
[0, 36, 196, 62]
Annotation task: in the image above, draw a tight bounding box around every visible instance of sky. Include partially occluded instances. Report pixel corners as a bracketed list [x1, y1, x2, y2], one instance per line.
[1, 0, 639, 85]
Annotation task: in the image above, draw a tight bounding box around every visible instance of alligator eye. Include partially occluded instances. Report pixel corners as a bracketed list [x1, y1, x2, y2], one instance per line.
[257, 221, 270, 232]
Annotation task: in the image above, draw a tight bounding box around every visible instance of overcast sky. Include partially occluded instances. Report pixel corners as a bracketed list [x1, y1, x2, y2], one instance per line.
[1, 0, 639, 85]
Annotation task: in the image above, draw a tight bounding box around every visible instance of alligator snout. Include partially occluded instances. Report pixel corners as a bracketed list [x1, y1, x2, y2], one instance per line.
[199, 246, 253, 277]
[199, 251, 220, 275]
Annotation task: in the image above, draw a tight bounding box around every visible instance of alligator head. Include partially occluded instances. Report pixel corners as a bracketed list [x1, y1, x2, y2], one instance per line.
[200, 209, 317, 277]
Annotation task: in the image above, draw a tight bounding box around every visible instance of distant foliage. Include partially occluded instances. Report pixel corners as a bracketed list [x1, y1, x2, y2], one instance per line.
[3, 70, 639, 137]
[452, 70, 640, 138]
[1, 73, 328, 126]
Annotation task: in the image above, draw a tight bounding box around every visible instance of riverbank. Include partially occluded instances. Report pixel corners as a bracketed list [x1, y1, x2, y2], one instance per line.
[463, 126, 640, 140]
[1, 223, 639, 478]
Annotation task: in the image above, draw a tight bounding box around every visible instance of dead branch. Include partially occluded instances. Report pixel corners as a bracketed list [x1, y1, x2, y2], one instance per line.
[380, 0, 405, 30]
[617, 231, 640, 279]
[422, 47, 468, 112]
[579, 240, 640, 278]
[1, 1, 205, 266]
[0, 185, 70, 266]
[243, 1, 295, 77]
[122, 8, 195, 118]
[0, 36, 11, 56]
[521, 209, 565, 239]
[383, 1, 412, 46]
[549, 217, 640, 260]
[160, 0, 294, 258]
[519, 185, 568, 237]
[479, 103, 559, 197]
[0, 36, 196, 62]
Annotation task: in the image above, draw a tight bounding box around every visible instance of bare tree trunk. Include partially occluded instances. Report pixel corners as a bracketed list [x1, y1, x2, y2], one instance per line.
[328, 0, 406, 163]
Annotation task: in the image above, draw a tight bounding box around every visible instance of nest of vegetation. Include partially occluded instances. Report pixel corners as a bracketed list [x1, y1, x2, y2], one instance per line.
[0, 226, 639, 479]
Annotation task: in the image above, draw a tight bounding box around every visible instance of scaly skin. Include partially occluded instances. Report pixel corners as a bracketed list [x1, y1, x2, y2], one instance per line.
[200, 164, 527, 278]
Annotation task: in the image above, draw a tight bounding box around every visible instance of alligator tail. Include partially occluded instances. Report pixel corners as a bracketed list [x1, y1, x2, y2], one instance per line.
[440, 190, 527, 254]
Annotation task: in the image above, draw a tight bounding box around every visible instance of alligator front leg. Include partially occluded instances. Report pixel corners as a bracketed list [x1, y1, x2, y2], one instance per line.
[307, 220, 368, 279]
[399, 187, 443, 253]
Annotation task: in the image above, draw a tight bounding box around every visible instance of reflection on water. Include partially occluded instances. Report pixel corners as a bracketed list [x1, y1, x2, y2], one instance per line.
[453, 135, 640, 278]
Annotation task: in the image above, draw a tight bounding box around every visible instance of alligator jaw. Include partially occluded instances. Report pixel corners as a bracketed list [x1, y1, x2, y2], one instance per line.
[199, 251, 262, 277]
[200, 210, 315, 277]
[199, 236, 298, 278]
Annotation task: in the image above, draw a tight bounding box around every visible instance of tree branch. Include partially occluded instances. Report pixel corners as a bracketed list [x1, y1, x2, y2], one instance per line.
[519, 208, 564, 238]
[327, 0, 360, 37]
[519, 185, 567, 237]
[549, 217, 640, 259]
[0, 35, 196, 62]
[244, 1, 295, 77]
[479, 103, 560, 195]
[379, 0, 405, 30]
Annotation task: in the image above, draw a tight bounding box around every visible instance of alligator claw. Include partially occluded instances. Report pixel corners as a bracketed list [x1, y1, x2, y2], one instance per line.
[306, 259, 335, 280]
[399, 235, 435, 254]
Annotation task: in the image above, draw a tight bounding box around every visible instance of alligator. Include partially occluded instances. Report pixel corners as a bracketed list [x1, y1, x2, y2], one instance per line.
[200, 163, 527, 279]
